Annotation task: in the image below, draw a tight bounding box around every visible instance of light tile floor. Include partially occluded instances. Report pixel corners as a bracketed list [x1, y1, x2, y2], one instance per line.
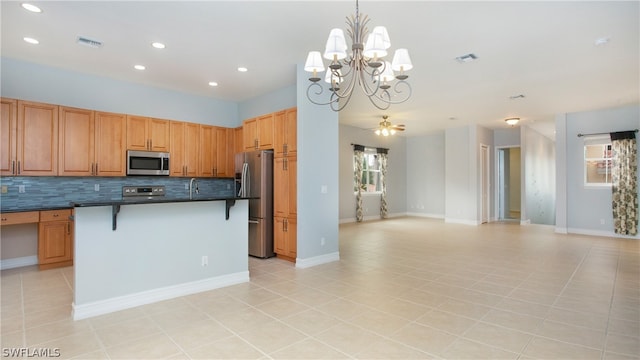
[1, 217, 639, 359]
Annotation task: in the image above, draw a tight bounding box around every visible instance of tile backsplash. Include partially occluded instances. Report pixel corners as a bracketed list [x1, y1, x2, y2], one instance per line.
[0, 176, 235, 211]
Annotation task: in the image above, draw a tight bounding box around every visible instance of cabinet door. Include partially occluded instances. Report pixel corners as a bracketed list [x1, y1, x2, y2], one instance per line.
[273, 111, 286, 158]
[59, 106, 95, 176]
[288, 157, 297, 217]
[38, 220, 72, 265]
[234, 127, 243, 154]
[199, 125, 215, 177]
[274, 216, 286, 254]
[170, 121, 185, 176]
[243, 118, 257, 150]
[257, 113, 274, 149]
[215, 127, 228, 177]
[225, 127, 235, 176]
[184, 122, 200, 177]
[126, 115, 149, 150]
[149, 118, 170, 152]
[95, 111, 126, 176]
[17, 100, 58, 176]
[273, 157, 289, 218]
[285, 108, 297, 156]
[286, 217, 297, 258]
[0, 98, 17, 175]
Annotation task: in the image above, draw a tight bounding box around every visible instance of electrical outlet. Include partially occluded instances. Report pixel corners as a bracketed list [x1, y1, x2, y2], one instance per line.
[227, 183, 231, 190]
[185, 183, 189, 190]
[18, 185, 25, 193]
[1, 186, 7, 194]
[321, 237, 326, 246]
[600, 219, 605, 225]
[201, 256, 208, 267]
[94, 184, 100, 191]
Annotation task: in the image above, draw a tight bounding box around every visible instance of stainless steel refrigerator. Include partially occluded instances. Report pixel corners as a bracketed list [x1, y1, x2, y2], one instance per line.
[235, 150, 274, 258]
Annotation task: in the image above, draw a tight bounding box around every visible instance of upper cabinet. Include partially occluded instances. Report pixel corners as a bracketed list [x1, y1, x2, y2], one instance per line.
[170, 121, 199, 177]
[58, 108, 126, 177]
[93, 111, 127, 176]
[1, 99, 58, 176]
[234, 127, 243, 155]
[243, 114, 274, 151]
[199, 125, 234, 178]
[126, 116, 170, 152]
[274, 107, 297, 158]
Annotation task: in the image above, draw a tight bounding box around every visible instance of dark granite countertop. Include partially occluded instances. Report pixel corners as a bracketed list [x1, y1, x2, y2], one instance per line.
[1, 205, 74, 213]
[70, 196, 257, 208]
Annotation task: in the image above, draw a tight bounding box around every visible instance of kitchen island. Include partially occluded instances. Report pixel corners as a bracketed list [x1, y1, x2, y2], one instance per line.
[71, 197, 250, 320]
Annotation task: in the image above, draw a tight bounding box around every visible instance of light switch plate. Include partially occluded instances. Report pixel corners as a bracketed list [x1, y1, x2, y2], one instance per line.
[1, 185, 7, 194]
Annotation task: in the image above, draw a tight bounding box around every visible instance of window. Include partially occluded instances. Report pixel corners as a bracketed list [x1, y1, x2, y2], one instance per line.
[584, 136, 612, 186]
[355, 149, 382, 193]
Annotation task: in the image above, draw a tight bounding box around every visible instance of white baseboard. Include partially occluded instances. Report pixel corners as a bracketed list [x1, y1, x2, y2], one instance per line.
[339, 212, 408, 224]
[567, 227, 640, 240]
[406, 212, 445, 219]
[555, 227, 568, 234]
[296, 252, 340, 269]
[72, 271, 249, 320]
[444, 218, 480, 226]
[1, 255, 38, 270]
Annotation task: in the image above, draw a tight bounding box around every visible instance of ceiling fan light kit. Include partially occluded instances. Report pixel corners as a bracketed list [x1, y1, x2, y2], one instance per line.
[374, 115, 404, 136]
[304, 0, 413, 111]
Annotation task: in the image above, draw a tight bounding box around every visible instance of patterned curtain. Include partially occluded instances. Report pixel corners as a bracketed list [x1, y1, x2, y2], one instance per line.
[611, 131, 638, 235]
[378, 148, 388, 219]
[354, 145, 365, 222]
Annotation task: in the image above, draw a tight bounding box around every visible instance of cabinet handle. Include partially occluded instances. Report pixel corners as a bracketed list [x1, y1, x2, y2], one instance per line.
[91, 163, 94, 176]
[254, 139, 258, 150]
[95, 163, 98, 175]
[284, 143, 288, 156]
[11, 160, 15, 175]
[17, 161, 20, 175]
[67, 222, 70, 235]
[53, 213, 59, 217]
[1, 217, 7, 222]
[150, 139, 152, 150]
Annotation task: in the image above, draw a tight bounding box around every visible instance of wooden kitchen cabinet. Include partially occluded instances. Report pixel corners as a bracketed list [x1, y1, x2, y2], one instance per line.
[0, 99, 58, 176]
[59, 109, 126, 176]
[0, 98, 17, 175]
[234, 126, 243, 154]
[199, 124, 215, 177]
[0, 211, 39, 226]
[38, 209, 73, 270]
[274, 216, 296, 261]
[58, 106, 95, 176]
[170, 121, 199, 177]
[215, 127, 234, 177]
[274, 157, 297, 218]
[274, 108, 297, 158]
[126, 115, 170, 152]
[243, 113, 273, 150]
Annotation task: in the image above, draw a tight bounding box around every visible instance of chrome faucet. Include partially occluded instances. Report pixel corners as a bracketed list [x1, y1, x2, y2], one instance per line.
[189, 178, 199, 199]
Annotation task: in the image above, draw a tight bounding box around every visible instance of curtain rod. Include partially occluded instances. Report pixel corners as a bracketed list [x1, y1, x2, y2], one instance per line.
[350, 143, 389, 151]
[577, 129, 638, 137]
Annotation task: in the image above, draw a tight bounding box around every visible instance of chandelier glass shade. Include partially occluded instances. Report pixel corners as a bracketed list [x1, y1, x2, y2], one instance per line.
[304, 0, 413, 111]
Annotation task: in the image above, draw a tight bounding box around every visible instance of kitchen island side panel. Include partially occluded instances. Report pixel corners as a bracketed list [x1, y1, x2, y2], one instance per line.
[73, 200, 248, 307]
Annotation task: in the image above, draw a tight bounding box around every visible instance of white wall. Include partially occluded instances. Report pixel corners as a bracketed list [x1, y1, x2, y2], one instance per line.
[339, 124, 407, 222]
[560, 104, 640, 237]
[406, 132, 445, 218]
[1, 57, 239, 127]
[445, 126, 474, 223]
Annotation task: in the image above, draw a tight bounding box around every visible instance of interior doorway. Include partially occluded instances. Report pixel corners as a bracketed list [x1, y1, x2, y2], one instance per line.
[481, 144, 490, 224]
[497, 147, 521, 221]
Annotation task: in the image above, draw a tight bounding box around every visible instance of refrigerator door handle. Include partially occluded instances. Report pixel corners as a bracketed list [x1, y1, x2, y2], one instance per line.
[248, 219, 260, 224]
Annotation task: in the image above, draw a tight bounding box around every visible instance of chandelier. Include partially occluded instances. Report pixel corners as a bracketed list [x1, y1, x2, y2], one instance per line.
[304, 0, 413, 111]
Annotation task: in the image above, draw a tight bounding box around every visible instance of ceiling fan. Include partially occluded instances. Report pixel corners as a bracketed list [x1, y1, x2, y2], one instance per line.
[373, 115, 405, 136]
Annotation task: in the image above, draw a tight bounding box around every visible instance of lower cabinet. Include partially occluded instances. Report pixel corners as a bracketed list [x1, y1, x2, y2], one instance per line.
[38, 209, 73, 270]
[274, 216, 296, 261]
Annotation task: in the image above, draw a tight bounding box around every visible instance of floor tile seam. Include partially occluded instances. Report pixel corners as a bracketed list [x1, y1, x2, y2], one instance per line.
[343, 319, 443, 359]
[456, 329, 535, 356]
[264, 334, 354, 359]
[522, 332, 607, 353]
[602, 252, 622, 358]
[101, 329, 187, 360]
[19, 272, 27, 348]
[437, 332, 520, 359]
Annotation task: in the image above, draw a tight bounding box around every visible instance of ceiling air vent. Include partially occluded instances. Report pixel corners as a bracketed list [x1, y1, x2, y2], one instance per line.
[76, 36, 103, 48]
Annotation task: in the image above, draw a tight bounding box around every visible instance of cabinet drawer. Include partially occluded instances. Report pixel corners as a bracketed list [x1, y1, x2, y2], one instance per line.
[40, 209, 72, 222]
[0, 211, 40, 225]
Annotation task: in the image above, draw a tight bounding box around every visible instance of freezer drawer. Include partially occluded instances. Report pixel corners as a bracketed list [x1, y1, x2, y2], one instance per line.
[248, 217, 274, 258]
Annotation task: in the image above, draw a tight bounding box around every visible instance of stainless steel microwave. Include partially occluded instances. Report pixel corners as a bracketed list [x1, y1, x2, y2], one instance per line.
[127, 150, 170, 176]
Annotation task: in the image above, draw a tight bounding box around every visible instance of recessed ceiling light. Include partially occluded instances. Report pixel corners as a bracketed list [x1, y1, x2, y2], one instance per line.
[237, 67, 248, 72]
[21, 3, 42, 13]
[134, 64, 146, 70]
[208, 81, 218, 87]
[151, 42, 166, 49]
[455, 53, 477, 63]
[23, 37, 39, 45]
